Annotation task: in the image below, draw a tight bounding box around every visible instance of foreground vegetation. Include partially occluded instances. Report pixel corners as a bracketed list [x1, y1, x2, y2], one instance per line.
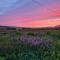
[0, 30, 60, 60]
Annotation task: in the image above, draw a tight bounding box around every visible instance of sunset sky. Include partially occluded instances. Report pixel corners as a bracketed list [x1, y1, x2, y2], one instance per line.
[0, 0, 60, 28]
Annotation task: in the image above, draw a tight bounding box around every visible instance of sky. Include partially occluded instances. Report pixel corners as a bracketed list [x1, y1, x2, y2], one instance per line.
[0, 0, 60, 28]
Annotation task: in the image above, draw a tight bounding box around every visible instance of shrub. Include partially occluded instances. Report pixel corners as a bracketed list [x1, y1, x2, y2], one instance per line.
[16, 32, 21, 36]
[27, 32, 35, 36]
[0, 56, 6, 60]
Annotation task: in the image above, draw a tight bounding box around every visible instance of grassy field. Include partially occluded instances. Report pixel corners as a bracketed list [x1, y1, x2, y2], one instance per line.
[0, 29, 60, 60]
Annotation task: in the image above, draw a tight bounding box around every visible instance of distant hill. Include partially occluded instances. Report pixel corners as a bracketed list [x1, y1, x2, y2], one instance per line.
[0, 26, 16, 30]
[0, 25, 60, 31]
[54, 25, 60, 28]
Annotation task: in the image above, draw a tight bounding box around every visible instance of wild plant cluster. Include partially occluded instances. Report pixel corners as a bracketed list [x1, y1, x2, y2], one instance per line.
[0, 30, 60, 60]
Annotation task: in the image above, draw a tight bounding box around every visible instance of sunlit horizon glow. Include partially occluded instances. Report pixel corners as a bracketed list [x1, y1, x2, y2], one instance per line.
[0, 0, 60, 28]
[0, 18, 60, 28]
[20, 18, 60, 28]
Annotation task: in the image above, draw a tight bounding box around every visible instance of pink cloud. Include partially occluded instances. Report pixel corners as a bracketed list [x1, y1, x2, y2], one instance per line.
[0, 1, 60, 27]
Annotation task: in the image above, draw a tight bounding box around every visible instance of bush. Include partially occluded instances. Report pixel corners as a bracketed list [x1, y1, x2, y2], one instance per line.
[27, 32, 35, 36]
[16, 32, 21, 36]
[0, 56, 6, 60]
